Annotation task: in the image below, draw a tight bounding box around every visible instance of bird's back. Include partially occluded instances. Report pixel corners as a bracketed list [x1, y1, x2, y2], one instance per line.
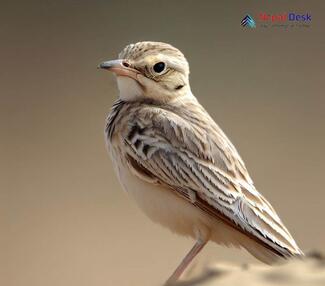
[105, 96, 303, 263]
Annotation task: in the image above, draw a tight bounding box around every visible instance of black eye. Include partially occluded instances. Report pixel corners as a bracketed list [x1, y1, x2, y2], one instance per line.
[153, 62, 165, 73]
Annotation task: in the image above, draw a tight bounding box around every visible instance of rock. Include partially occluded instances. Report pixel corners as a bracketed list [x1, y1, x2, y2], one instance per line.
[169, 251, 325, 286]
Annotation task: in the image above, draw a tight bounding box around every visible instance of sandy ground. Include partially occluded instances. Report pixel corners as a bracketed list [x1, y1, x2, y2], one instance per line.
[170, 252, 325, 286]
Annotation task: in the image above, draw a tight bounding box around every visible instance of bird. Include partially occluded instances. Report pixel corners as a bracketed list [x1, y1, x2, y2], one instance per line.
[99, 41, 303, 283]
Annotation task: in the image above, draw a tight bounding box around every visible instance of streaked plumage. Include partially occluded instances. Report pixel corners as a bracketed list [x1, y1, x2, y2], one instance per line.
[100, 41, 303, 282]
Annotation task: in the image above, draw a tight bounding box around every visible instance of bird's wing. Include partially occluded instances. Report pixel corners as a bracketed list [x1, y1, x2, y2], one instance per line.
[122, 103, 302, 258]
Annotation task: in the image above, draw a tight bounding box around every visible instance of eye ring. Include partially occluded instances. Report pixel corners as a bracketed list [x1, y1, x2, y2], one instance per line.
[153, 62, 166, 73]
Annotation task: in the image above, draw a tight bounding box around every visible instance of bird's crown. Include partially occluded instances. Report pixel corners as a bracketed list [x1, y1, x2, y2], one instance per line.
[118, 41, 189, 75]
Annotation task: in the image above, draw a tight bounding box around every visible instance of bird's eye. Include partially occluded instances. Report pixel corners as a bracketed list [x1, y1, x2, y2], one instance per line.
[153, 62, 165, 73]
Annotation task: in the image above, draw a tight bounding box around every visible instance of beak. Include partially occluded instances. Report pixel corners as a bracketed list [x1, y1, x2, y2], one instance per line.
[98, 59, 140, 80]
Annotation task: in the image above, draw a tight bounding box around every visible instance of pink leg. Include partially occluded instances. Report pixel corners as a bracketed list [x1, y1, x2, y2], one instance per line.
[166, 238, 207, 284]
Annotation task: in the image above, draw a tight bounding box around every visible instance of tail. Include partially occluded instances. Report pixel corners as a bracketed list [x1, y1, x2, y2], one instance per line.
[232, 185, 304, 264]
[242, 236, 304, 265]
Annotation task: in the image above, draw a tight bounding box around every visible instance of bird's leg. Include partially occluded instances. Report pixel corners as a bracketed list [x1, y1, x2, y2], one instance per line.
[166, 237, 207, 284]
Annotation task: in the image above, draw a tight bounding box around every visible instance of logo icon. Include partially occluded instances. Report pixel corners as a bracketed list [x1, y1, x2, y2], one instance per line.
[241, 15, 256, 28]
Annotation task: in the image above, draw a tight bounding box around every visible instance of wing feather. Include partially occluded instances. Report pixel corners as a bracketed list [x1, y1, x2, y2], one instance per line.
[118, 101, 302, 258]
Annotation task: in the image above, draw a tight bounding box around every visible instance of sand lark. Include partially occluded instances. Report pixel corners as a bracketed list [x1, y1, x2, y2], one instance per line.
[99, 41, 303, 282]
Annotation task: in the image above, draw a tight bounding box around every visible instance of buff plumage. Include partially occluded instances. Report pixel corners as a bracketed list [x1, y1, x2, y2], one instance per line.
[100, 41, 303, 283]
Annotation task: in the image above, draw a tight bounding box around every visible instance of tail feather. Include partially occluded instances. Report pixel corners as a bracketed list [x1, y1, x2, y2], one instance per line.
[242, 236, 303, 265]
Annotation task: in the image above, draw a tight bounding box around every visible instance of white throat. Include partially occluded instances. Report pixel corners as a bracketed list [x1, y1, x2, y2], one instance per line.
[116, 76, 143, 101]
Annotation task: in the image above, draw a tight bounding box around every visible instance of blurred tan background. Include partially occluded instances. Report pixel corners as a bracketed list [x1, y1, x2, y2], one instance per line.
[1, 1, 324, 286]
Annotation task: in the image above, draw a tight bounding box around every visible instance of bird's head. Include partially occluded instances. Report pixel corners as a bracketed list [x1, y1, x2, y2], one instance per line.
[99, 41, 190, 102]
